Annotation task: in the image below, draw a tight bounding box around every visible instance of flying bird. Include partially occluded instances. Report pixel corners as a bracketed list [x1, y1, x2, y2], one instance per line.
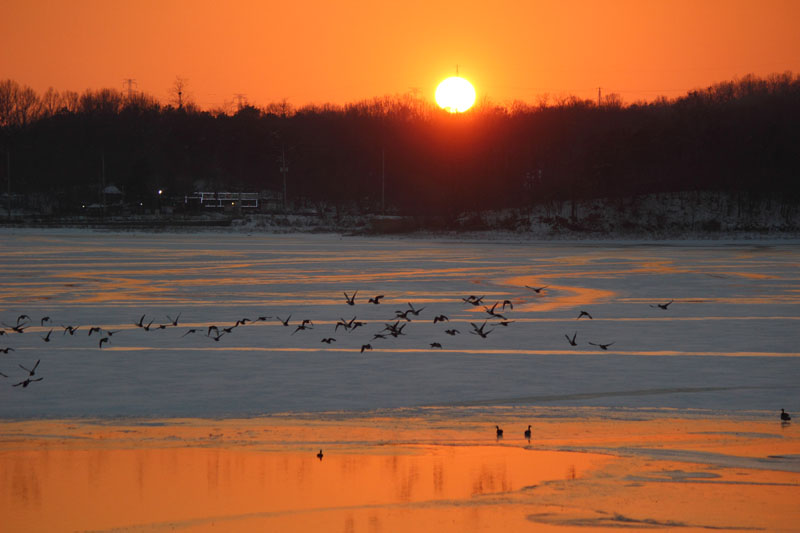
[0, 347, 14, 354]
[40, 316, 51, 326]
[577, 311, 593, 320]
[589, 341, 615, 350]
[430, 342, 442, 349]
[88, 326, 102, 336]
[650, 300, 674, 310]
[444, 329, 460, 336]
[501, 299, 513, 310]
[62, 325, 79, 335]
[182, 329, 199, 337]
[368, 295, 384, 304]
[360, 344, 372, 353]
[321, 338, 336, 344]
[19, 359, 40, 376]
[469, 321, 494, 338]
[565, 331, 578, 346]
[277, 315, 292, 327]
[483, 302, 506, 319]
[317, 449, 324, 461]
[41, 329, 53, 343]
[462, 295, 485, 306]
[135, 314, 146, 328]
[207, 325, 219, 337]
[13, 377, 43, 388]
[167, 313, 182, 326]
[98, 337, 109, 348]
[344, 291, 357, 305]
[525, 285, 548, 294]
[407, 302, 425, 316]
[433, 314, 449, 323]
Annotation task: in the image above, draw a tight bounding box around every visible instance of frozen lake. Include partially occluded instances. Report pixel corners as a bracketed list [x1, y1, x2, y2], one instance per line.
[0, 229, 798, 418]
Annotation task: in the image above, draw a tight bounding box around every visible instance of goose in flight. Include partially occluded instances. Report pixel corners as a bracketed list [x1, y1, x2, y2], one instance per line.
[19, 359, 40, 376]
[526, 285, 548, 294]
[368, 295, 384, 304]
[344, 291, 358, 306]
[589, 341, 615, 350]
[98, 337, 109, 348]
[430, 342, 443, 349]
[0, 347, 14, 354]
[13, 377, 43, 388]
[317, 449, 324, 461]
[182, 329, 199, 337]
[167, 313, 182, 326]
[40, 316, 51, 326]
[462, 295, 485, 306]
[292, 323, 313, 334]
[433, 314, 449, 323]
[62, 325, 79, 335]
[483, 302, 506, 319]
[501, 300, 513, 310]
[277, 315, 292, 327]
[650, 300, 674, 310]
[360, 343, 373, 353]
[444, 329, 460, 336]
[321, 338, 336, 344]
[577, 311, 593, 320]
[470, 321, 494, 338]
[88, 326, 102, 336]
[565, 331, 578, 346]
[41, 329, 53, 343]
[135, 314, 146, 328]
[207, 325, 220, 337]
[407, 302, 425, 316]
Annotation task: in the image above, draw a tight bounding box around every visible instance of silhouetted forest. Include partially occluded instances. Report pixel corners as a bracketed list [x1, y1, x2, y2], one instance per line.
[1, 73, 798, 216]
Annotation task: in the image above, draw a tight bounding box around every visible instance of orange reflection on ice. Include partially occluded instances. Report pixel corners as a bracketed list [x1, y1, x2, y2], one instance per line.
[0, 439, 605, 532]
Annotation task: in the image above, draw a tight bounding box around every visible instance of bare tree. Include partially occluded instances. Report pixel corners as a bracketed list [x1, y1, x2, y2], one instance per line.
[40, 87, 63, 117]
[0, 80, 41, 127]
[170, 77, 192, 109]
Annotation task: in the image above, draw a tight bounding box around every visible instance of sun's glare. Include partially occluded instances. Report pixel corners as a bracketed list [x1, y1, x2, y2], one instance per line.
[435, 77, 476, 113]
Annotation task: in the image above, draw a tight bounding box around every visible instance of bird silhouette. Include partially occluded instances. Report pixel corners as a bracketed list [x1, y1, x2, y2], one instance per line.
[206, 325, 219, 337]
[462, 295, 485, 306]
[0, 371, 6, 378]
[98, 337, 109, 348]
[484, 302, 506, 319]
[433, 314, 449, 323]
[650, 300, 674, 310]
[0, 347, 14, 354]
[321, 338, 336, 344]
[360, 344, 372, 353]
[40, 316, 51, 326]
[182, 329, 199, 337]
[496, 425, 504, 438]
[525, 285, 548, 294]
[167, 313, 182, 326]
[524, 425, 532, 439]
[41, 329, 53, 343]
[502, 299, 514, 310]
[135, 314, 146, 328]
[13, 377, 43, 388]
[210, 332, 226, 342]
[292, 323, 313, 335]
[16, 314, 31, 325]
[142, 320, 156, 331]
[255, 315, 272, 322]
[317, 449, 324, 461]
[62, 325, 79, 335]
[88, 326, 102, 336]
[234, 318, 251, 327]
[589, 341, 615, 350]
[344, 291, 357, 305]
[19, 359, 40, 376]
[277, 315, 292, 327]
[496, 320, 514, 327]
[469, 321, 494, 338]
[430, 342, 443, 349]
[577, 311, 593, 320]
[781, 409, 791, 421]
[368, 295, 384, 304]
[407, 302, 425, 316]
[444, 329, 460, 336]
[565, 331, 578, 346]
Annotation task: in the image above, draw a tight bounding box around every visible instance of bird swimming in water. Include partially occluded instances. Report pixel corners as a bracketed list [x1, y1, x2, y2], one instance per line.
[781, 409, 791, 421]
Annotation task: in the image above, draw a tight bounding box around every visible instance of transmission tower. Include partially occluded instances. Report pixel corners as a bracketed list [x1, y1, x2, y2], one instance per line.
[123, 78, 137, 99]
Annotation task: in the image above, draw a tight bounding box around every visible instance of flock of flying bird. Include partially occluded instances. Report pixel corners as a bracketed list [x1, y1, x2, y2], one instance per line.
[0, 288, 792, 427]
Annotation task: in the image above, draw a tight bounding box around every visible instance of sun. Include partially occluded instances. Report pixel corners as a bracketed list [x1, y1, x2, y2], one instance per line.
[435, 76, 476, 113]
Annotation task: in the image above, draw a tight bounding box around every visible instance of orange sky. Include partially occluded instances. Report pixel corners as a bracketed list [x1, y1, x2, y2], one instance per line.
[2, 0, 799, 110]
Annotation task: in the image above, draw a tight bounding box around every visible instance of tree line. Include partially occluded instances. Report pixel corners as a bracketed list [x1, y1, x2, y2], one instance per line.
[1, 72, 798, 216]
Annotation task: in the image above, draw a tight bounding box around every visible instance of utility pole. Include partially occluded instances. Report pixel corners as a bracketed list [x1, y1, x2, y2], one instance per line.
[6, 149, 10, 219]
[101, 152, 106, 213]
[381, 147, 385, 215]
[280, 145, 288, 211]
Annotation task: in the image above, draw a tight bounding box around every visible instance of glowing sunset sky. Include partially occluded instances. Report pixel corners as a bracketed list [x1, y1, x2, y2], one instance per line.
[2, 0, 799, 109]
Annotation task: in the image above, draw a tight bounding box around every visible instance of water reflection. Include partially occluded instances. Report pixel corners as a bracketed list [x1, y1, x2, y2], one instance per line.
[0, 443, 605, 532]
